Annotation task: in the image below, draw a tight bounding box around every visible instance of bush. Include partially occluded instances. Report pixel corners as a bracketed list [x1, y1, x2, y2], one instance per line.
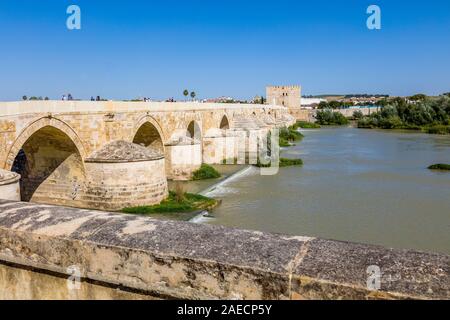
[428, 164, 450, 171]
[315, 110, 350, 125]
[352, 110, 364, 120]
[192, 164, 221, 180]
[277, 126, 304, 147]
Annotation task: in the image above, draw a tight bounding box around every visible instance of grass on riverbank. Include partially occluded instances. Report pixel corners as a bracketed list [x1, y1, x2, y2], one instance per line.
[292, 121, 321, 129]
[192, 164, 221, 180]
[255, 157, 303, 168]
[428, 164, 450, 171]
[122, 191, 219, 215]
[279, 126, 304, 146]
[423, 125, 450, 135]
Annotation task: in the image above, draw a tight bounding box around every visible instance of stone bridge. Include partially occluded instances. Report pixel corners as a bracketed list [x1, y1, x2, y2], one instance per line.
[0, 101, 295, 210]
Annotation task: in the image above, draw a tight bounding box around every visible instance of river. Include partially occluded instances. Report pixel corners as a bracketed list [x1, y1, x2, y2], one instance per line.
[201, 127, 450, 255]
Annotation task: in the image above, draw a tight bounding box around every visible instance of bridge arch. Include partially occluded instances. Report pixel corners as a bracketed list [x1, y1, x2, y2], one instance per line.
[6, 117, 86, 170]
[187, 120, 202, 141]
[219, 115, 230, 130]
[132, 116, 165, 153]
[6, 117, 86, 203]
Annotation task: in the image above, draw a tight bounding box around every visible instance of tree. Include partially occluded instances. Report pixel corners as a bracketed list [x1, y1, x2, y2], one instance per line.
[315, 110, 349, 125]
[44, 97, 49, 100]
[190, 91, 196, 101]
[352, 110, 364, 120]
[409, 94, 427, 101]
[22, 95, 27, 101]
[318, 101, 329, 109]
[183, 89, 189, 100]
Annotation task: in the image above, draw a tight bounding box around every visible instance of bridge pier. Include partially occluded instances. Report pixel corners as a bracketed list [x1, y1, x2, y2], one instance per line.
[164, 137, 202, 180]
[0, 169, 20, 201]
[83, 141, 168, 211]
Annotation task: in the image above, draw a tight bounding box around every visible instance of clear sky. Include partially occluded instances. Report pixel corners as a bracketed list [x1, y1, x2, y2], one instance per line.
[0, 0, 449, 101]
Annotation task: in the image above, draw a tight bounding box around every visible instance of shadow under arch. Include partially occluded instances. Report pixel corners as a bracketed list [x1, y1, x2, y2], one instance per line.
[10, 124, 86, 202]
[187, 120, 202, 141]
[133, 116, 165, 154]
[219, 115, 230, 130]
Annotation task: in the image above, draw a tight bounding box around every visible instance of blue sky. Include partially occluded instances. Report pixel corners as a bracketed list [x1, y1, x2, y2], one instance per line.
[0, 0, 449, 101]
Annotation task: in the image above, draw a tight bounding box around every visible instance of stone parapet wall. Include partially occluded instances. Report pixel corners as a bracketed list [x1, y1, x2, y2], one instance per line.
[0, 200, 448, 300]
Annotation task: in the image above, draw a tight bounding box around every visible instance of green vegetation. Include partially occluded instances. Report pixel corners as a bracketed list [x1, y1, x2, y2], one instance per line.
[278, 126, 304, 147]
[357, 96, 450, 134]
[291, 121, 321, 129]
[428, 164, 450, 171]
[256, 157, 303, 168]
[279, 158, 303, 167]
[352, 110, 364, 120]
[424, 125, 450, 135]
[122, 191, 218, 215]
[315, 110, 350, 125]
[318, 100, 353, 109]
[192, 164, 221, 180]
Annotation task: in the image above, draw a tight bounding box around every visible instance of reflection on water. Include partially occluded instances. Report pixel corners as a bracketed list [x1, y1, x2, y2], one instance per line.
[206, 127, 450, 255]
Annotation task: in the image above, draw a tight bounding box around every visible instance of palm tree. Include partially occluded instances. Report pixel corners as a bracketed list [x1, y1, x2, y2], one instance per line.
[190, 91, 196, 101]
[183, 89, 189, 100]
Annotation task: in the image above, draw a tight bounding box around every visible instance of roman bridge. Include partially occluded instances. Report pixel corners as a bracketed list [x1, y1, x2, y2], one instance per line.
[0, 100, 295, 211]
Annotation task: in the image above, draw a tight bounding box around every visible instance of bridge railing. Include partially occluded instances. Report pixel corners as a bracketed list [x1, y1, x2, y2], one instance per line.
[0, 200, 448, 300]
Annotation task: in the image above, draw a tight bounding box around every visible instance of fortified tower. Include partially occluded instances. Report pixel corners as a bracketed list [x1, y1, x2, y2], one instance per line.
[266, 85, 307, 120]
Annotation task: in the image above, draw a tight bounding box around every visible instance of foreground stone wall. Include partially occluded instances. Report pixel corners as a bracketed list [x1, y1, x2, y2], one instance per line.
[0, 200, 448, 300]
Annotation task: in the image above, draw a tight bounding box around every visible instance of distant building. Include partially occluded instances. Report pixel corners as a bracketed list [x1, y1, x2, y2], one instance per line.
[202, 96, 235, 103]
[301, 97, 326, 108]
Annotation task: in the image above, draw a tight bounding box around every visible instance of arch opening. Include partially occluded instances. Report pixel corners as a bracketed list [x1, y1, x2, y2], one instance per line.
[11, 126, 85, 203]
[187, 121, 201, 141]
[220, 115, 230, 130]
[133, 122, 164, 153]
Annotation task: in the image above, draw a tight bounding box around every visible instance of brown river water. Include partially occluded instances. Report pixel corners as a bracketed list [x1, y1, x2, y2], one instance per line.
[185, 127, 450, 255]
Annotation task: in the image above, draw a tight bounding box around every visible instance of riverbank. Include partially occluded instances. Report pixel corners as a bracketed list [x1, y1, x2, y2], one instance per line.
[122, 164, 246, 221]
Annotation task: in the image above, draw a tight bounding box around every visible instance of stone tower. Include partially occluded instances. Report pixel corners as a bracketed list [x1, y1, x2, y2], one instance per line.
[266, 85, 306, 120]
[266, 85, 301, 110]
